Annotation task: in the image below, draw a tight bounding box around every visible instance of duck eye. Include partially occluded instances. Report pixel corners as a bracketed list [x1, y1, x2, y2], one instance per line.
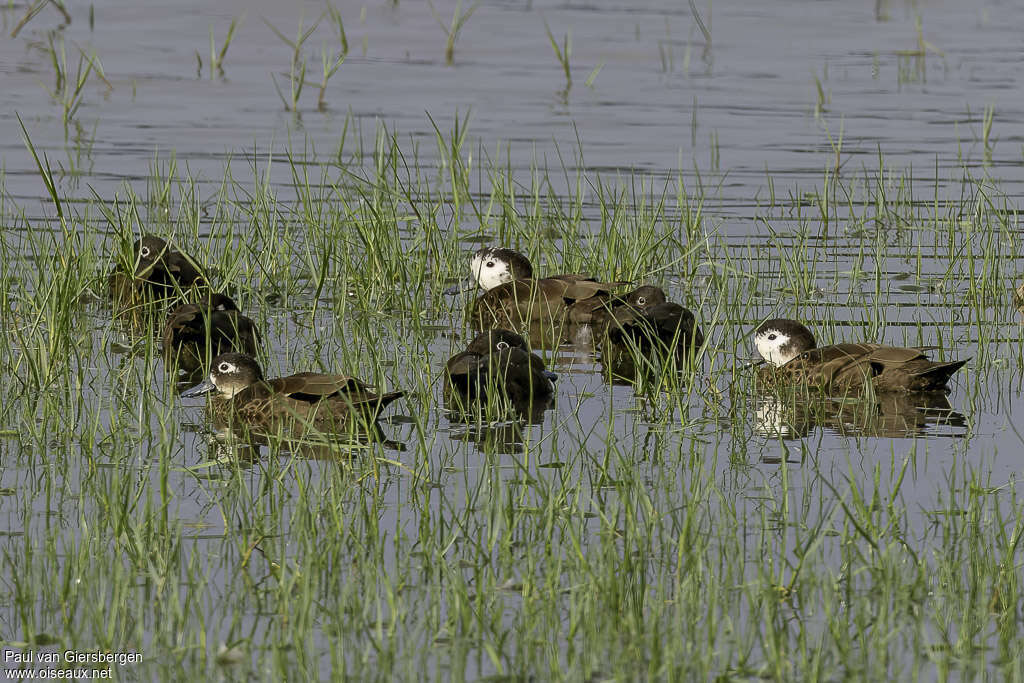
[486, 261, 495, 268]
[637, 296, 646, 305]
[768, 334, 777, 341]
[496, 341, 510, 351]
[140, 246, 151, 258]
[218, 362, 231, 372]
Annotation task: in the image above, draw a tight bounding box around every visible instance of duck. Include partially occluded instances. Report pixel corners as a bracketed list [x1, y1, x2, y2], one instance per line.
[602, 286, 704, 357]
[162, 294, 262, 373]
[108, 234, 206, 304]
[571, 285, 666, 327]
[753, 318, 968, 393]
[465, 247, 625, 331]
[445, 329, 557, 406]
[180, 353, 404, 431]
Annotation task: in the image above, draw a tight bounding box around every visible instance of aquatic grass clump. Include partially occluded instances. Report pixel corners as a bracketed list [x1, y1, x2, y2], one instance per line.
[429, 0, 480, 67]
[199, 13, 243, 79]
[1, 116, 1024, 677]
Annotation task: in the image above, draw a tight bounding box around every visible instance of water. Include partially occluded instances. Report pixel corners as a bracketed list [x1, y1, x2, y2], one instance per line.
[1, 0, 1023, 678]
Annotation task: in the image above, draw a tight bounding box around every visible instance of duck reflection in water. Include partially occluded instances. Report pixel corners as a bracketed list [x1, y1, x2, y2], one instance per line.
[754, 390, 967, 440]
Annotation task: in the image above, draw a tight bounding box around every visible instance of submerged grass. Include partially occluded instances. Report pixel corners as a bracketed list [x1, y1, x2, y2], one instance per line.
[0, 117, 1022, 679]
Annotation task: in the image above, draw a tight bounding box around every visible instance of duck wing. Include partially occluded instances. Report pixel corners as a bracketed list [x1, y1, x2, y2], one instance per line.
[473, 280, 568, 327]
[544, 276, 626, 302]
[270, 373, 373, 403]
[607, 302, 704, 354]
[210, 311, 261, 356]
[163, 303, 205, 346]
[163, 250, 207, 288]
[445, 351, 486, 395]
[782, 343, 887, 390]
[784, 343, 965, 392]
[482, 347, 555, 399]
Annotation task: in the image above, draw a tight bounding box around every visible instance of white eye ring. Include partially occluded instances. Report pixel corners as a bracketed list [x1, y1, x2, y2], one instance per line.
[486, 261, 495, 268]
[140, 246, 151, 258]
[637, 296, 647, 305]
[495, 341, 510, 351]
[218, 362, 232, 372]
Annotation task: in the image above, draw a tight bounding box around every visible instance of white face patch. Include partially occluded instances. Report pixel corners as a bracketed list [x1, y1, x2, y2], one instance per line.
[213, 361, 243, 397]
[470, 251, 514, 291]
[754, 328, 798, 367]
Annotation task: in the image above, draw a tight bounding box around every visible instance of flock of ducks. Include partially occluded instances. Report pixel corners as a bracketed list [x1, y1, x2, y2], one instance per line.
[107, 237, 969, 438]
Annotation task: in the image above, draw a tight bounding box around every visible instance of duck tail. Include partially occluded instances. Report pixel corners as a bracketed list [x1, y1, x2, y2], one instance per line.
[913, 358, 969, 388]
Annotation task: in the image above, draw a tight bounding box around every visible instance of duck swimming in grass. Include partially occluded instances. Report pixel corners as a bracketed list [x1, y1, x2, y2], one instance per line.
[181, 353, 404, 432]
[589, 286, 704, 383]
[108, 234, 207, 304]
[162, 294, 261, 373]
[445, 329, 557, 406]
[753, 318, 968, 393]
[466, 247, 626, 331]
[603, 286, 704, 359]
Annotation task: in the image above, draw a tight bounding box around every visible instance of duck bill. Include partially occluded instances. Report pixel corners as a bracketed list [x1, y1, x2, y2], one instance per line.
[443, 277, 476, 296]
[542, 370, 559, 382]
[181, 378, 217, 398]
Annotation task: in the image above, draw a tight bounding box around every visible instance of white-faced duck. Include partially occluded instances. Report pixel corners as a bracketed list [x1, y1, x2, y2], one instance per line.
[753, 319, 968, 393]
[181, 353, 404, 431]
[465, 247, 626, 331]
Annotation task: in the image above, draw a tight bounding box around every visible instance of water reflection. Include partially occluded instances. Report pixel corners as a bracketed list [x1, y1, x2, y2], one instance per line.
[445, 416, 534, 456]
[755, 391, 967, 440]
[188, 405, 405, 462]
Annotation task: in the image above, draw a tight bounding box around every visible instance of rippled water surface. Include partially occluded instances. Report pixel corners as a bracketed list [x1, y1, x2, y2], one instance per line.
[2, 0, 1024, 679]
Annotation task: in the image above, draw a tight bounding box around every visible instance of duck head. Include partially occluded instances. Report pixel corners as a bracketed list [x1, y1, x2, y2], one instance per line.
[181, 352, 264, 398]
[469, 247, 534, 291]
[754, 319, 817, 367]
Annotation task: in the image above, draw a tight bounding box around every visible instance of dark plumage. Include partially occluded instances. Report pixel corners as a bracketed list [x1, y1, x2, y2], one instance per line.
[108, 235, 207, 304]
[445, 329, 557, 406]
[467, 247, 625, 331]
[571, 285, 667, 327]
[162, 294, 261, 373]
[754, 318, 968, 393]
[604, 286, 704, 357]
[181, 353, 403, 431]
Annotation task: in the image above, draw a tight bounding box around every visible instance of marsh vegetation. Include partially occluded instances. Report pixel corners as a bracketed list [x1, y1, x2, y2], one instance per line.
[1, 0, 1023, 680]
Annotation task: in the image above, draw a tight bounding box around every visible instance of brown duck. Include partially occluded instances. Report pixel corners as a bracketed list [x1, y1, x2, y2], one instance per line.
[108, 234, 206, 304]
[601, 286, 704, 358]
[446, 329, 557, 403]
[181, 353, 403, 431]
[162, 294, 261, 373]
[466, 247, 625, 330]
[754, 318, 968, 393]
